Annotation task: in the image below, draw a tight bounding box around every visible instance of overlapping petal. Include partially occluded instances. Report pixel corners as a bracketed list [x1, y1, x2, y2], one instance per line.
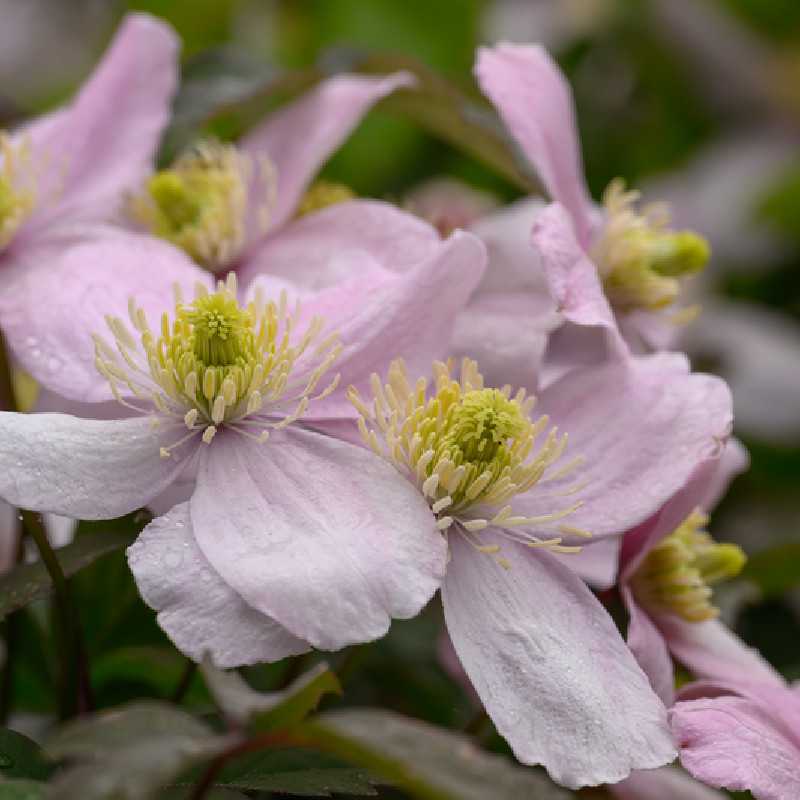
[0, 414, 190, 519]
[190, 427, 446, 651]
[441, 530, 676, 788]
[128, 503, 310, 667]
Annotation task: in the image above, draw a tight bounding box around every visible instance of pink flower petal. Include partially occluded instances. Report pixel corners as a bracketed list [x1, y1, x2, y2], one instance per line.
[611, 766, 728, 800]
[622, 587, 675, 706]
[671, 694, 800, 800]
[240, 72, 413, 237]
[0, 414, 190, 519]
[515, 353, 732, 541]
[549, 535, 621, 590]
[475, 44, 594, 247]
[532, 201, 625, 356]
[300, 230, 487, 420]
[237, 199, 441, 289]
[190, 427, 446, 651]
[20, 13, 178, 235]
[655, 615, 783, 688]
[128, 502, 309, 667]
[0, 226, 212, 402]
[441, 530, 676, 789]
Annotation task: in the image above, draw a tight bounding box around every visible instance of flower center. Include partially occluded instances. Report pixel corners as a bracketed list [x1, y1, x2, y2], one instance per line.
[591, 179, 709, 312]
[94, 273, 341, 454]
[127, 140, 275, 271]
[632, 509, 746, 622]
[348, 359, 589, 561]
[0, 132, 37, 251]
[296, 180, 355, 218]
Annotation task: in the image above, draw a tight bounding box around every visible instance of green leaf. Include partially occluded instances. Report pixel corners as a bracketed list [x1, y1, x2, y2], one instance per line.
[202, 659, 341, 731]
[327, 50, 541, 194]
[743, 542, 800, 598]
[0, 514, 148, 621]
[45, 702, 234, 800]
[302, 709, 575, 800]
[159, 790, 247, 800]
[0, 729, 51, 781]
[0, 780, 46, 800]
[212, 748, 379, 797]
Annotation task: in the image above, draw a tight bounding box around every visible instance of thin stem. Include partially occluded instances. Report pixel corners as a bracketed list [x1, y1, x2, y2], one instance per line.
[22, 510, 92, 718]
[0, 525, 25, 723]
[0, 327, 15, 413]
[170, 659, 198, 704]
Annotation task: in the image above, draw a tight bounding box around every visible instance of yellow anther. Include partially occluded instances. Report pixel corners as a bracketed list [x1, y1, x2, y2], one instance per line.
[0, 132, 37, 250]
[591, 179, 709, 312]
[128, 140, 275, 271]
[296, 180, 355, 218]
[632, 509, 747, 622]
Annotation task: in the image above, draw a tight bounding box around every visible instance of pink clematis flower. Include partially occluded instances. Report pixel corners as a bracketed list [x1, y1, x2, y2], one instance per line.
[617, 439, 782, 706]
[0, 228, 486, 667]
[670, 677, 800, 800]
[452, 42, 712, 389]
[348, 350, 732, 788]
[0, 14, 211, 396]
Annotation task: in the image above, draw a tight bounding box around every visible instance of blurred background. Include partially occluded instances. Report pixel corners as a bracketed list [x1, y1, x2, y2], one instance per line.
[1, 0, 798, 760]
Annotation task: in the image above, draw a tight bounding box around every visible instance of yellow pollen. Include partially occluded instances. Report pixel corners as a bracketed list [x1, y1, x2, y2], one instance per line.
[94, 272, 341, 454]
[591, 179, 709, 312]
[296, 180, 355, 218]
[0, 132, 37, 250]
[127, 139, 275, 271]
[348, 358, 588, 561]
[632, 509, 746, 622]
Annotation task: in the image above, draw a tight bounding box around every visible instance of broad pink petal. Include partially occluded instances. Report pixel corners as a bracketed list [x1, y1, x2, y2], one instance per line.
[699, 436, 748, 511]
[237, 199, 441, 288]
[475, 44, 594, 246]
[655, 615, 783, 687]
[301, 230, 487, 420]
[514, 353, 732, 541]
[0, 414, 190, 519]
[241, 72, 413, 236]
[532, 202, 625, 357]
[441, 530, 676, 789]
[550, 535, 621, 590]
[19, 13, 178, 234]
[622, 587, 675, 706]
[0, 226, 212, 402]
[190, 427, 446, 651]
[128, 503, 309, 667]
[671, 694, 800, 800]
[611, 766, 728, 800]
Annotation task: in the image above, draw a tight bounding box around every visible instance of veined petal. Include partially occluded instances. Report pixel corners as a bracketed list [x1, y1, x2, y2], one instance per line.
[550, 535, 621, 590]
[302, 230, 487, 420]
[240, 72, 413, 236]
[611, 766, 728, 800]
[475, 44, 594, 247]
[21, 13, 179, 233]
[671, 693, 800, 800]
[128, 503, 309, 667]
[190, 427, 446, 651]
[514, 353, 733, 541]
[0, 226, 213, 402]
[237, 199, 442, 288]
[532, 201, 625, 356]
[0, 414, 190, 519]
[441, 531, 676, 789]
[622, 587, 675, 706]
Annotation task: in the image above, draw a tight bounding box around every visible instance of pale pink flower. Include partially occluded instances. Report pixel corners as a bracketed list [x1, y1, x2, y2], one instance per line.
[349, 351, 732, 788]
[671, 678, 800, 800]
[0, 228, 487, 667]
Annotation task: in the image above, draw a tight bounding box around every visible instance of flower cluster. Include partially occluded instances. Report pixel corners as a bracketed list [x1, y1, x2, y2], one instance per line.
[0, 15, 791, 800]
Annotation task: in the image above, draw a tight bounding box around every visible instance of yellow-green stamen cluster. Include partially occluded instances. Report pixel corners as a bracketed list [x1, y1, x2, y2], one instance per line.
[296, 180, 355, 218]
[348, 359, 589, 560]
[128, 140, 274, 271]
[591, 179, 709, 312]
[632, 509, 747, 622]
[94, 273, 341, 455]
[0, 132, 36, 250]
